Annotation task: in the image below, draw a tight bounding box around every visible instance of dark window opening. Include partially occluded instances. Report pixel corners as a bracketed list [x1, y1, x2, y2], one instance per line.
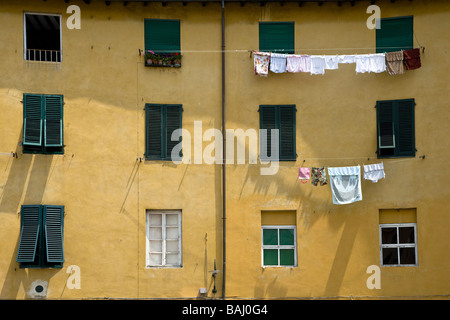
[25, 13, 61, 62]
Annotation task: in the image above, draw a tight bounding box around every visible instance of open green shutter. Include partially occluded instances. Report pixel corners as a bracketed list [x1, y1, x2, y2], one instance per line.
[259, 22, 295, 54]
[145, 104, 163, 159]
[259, 105, 277, 159]
[165, 105, 182, 161]
[376, 16, 413, 53]
[17, 205, 41, 263]
[145, 19, 180, 54]
[397, 99, 415, 157]
[44, 95, 63, 147]
[44, 205, 64, 263]
[23, 94, 43, 146]
[279, 106, 296, 160]
[377, 101, 396, 149]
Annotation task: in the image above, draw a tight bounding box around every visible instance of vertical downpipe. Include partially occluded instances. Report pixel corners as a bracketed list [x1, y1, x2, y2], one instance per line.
[221, 0, 226, 300]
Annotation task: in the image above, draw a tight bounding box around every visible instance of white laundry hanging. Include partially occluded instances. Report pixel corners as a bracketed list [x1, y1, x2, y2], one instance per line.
[327, 166, 362, 205]
[364, 163, 385, 183]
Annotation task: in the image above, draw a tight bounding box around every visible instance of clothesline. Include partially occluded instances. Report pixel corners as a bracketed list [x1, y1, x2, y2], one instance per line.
[253, 47, 422, 76]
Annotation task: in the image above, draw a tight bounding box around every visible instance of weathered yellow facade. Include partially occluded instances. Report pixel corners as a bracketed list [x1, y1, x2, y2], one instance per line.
[0, 0, 449, 300]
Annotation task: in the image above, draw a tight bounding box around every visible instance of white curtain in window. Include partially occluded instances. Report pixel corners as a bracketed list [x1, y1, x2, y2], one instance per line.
[328, 166, 362, 205]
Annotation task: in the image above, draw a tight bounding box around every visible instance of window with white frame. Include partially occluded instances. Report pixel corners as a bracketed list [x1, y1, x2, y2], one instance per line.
[24, 12, 62, 62]
[146, 210, 182, 267]
[380, 223, 418, 266]
[261, 226, 297, 267]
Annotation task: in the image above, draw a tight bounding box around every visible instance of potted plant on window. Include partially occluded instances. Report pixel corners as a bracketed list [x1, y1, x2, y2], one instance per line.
[173, 53, 182, 67]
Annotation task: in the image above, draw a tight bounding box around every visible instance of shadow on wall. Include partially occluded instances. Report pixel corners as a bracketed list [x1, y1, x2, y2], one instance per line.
[0, 134, 57, 299]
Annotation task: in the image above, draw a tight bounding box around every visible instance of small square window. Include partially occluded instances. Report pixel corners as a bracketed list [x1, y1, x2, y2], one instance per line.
[380, 224, 418, 266]
[261, 226, 297, 267]
[376, 16, 413, 53]
[259, 22, 295, 54]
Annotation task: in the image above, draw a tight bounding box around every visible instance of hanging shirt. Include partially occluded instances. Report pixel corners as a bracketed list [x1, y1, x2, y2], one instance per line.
[324, 55, 339, 70]
[327, 166, 362, 205]
[286, 54, 302, 73]
[363, 163, 385, 183]
[270, 53, 287, 73]
[311, 167, 328, 186]
[299, 55, 311, 73]
[369, 53, 386, 73]
[338, 55, 356, 64]
[298, 167, 311, 183]
[254, 51, 271, 76]
[403, 48, 421, 70]
[385, 51, 404, 75]
[310, 55, 326, 75]
[355, 54, 371, 73]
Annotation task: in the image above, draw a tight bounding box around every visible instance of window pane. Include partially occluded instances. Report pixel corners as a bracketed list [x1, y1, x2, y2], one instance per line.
[280, 249, 295, 266]
[400, 247, 416, 265]
[166, 214, 178, 226]
[381, 227, 397, 244]
[166, 239, 179, 252]
[149, 227, 162, 239]
[149, 253, 162, 265]
[382, 247, 398, 265]
[166, 253, 179, 265]
[149, 240, 162, 253]
[263, 249, 278, 266]
[399, 227, 415, 244]
[149, 214, 162, 225]
[166, 227, 179, 239]
[279, 229, 294, 246]
[263, 229, 278, 246]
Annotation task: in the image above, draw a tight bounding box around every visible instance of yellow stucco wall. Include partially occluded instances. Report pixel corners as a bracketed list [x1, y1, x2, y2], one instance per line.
[0, 0, 449, 299]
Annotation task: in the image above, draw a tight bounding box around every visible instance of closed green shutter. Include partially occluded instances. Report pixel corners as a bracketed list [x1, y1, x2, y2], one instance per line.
[44, 205, 64, 263]
[279, 106, 296, 160]
[259, 22, 295, 54]
[17, 205, 41, 263]
[259, 105, 277, 159]
[377, 101, 395, 149]
[145, 104, 163, 159]
[145, 19, 180, 54]
[23, 94, 43, 146]
[376, 16, 413, 53]
[165, 105, 182, 161]
[44, 95, 63, 147]
[397, 99, 415, 157]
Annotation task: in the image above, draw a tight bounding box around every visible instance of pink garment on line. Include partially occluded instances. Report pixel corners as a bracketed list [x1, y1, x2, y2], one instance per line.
[298, 167, 311, 180]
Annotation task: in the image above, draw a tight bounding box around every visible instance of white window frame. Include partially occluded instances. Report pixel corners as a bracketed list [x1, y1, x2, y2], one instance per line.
[23, 12, 63, 62]
[261, 225, 297, 267]
[379, 223, 418, 267]
[146, 210, 182, 268]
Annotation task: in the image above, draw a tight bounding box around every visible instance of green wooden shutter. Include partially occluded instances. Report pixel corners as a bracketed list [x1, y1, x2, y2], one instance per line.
[44, 205, 64, 263]
[259, 22, 295, 54]
[145, 19, 180, 54]
[397, 99, 415, 157]
[279, 105, 296, 160]
[145, 104, 163, 159]
[377, 101, 395, 149]
[259, 105, 277, 159]
[17, 205, 41, 263]
[165, 105, 182, 161]
[23, 94, 43, 146]
[376, 16, 413, 53]
[44, 95, 63, 147]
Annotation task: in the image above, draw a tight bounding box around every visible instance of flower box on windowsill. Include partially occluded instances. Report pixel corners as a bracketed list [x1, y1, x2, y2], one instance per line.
[144, 51, 182, 68]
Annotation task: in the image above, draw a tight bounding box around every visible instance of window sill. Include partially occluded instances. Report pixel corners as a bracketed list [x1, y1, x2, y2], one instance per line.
[145, 61, 181, 68]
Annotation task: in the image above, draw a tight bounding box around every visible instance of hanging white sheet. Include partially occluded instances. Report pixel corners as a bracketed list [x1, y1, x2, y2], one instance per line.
[327, 166, 362, 205]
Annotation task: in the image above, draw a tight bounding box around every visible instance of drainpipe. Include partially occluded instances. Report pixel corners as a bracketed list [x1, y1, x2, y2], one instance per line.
[221, 0, 226, 300]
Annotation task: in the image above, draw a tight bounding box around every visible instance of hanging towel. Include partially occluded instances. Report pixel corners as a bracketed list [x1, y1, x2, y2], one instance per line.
[311, 167, 328, 186]
[369, 53, 386, 73]
[310, 55, 326, 75]
[254, 51, 271, 76]
[324, 55, 339, 70]
[298, 167, 311, 184]
[299, 55, 311, 73]
[327, 166, 362, 205]
[363, 163, 385, 183]
[403, 48, 421, 70]
[385, 51, 404, 75]
[286, 54, 302, 73]
[270, 53, 287, 73]
[355, 54, 371, 73]
[338, 55, 356, 64]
